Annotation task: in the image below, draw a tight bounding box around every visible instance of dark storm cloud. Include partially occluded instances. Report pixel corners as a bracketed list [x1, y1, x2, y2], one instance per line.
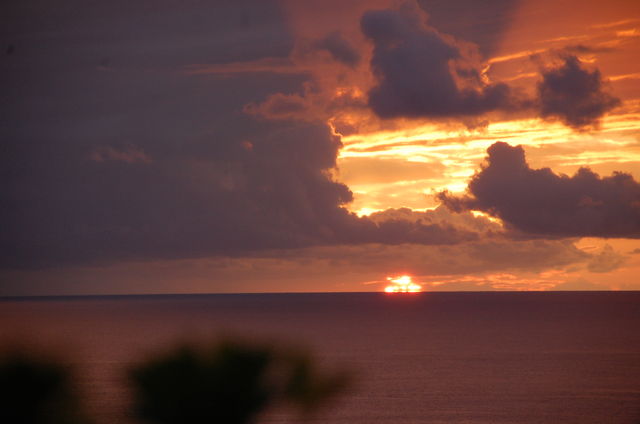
[0, 0, 493, 270]
[312, 32, 361, 67]
[439, 142, 640, 238]
[360, 2, 519, 119]
[537, 55, 620, 129]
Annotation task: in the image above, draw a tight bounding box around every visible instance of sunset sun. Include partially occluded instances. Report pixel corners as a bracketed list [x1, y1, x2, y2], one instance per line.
[384, 275, 422, 293]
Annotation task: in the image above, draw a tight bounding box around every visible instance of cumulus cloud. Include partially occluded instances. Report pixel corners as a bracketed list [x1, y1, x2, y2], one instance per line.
[358, 3, 619, 130]
[439, 142, 640, 238]
[360, 2, 520, 119]
[537, 55, 620, 129]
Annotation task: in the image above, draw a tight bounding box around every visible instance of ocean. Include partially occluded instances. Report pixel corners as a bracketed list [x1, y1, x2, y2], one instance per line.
[1, 292, 639, 424]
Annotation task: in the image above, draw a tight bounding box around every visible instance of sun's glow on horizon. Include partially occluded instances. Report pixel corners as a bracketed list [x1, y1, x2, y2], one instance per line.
[384, 275, 422, 293]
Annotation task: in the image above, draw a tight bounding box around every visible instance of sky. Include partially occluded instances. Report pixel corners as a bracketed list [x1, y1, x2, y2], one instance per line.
[2, 0, 640, 295]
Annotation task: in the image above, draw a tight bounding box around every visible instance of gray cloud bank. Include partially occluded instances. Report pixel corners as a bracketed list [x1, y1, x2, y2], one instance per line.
[361, 2, 619, 129]
[439, 142, 640, 238]
[361, 3, 519, 119]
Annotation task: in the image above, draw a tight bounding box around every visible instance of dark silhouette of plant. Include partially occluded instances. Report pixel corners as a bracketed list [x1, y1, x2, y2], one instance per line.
[0, 352, 89, 424]
[129, 339, 350, 424]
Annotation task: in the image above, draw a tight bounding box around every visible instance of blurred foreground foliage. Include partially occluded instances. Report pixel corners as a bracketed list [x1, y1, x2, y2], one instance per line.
[0, 339, 349, 424]
[129, 339, 350, 424]
[0, 352, 89, 424]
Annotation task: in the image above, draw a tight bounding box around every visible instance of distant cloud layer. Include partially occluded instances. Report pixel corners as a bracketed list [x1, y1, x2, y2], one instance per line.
[439, 142, 640, 238]
[537, 55, 620, 129]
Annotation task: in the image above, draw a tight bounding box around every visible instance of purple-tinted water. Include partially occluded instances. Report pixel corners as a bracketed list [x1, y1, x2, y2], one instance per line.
[1, 292, 640, 424]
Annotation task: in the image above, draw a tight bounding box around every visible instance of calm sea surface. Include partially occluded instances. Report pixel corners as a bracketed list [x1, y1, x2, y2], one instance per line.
[1, 292, 640, 424]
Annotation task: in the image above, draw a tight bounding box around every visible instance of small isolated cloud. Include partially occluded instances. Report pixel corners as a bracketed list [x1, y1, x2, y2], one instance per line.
[587, 244, 626, 273]
[360, 2, 520, 119]
[537, 55, 620, 129]
[439, 142, 640, 238]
